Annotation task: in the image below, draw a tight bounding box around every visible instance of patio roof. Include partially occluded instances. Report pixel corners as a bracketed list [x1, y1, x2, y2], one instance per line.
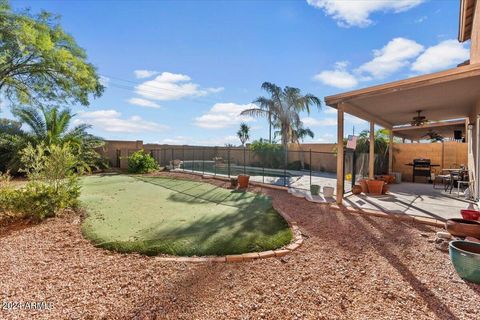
[459, 0, 476, 42]
[392, 119, 467, 141]
[324, 64, 480, 129]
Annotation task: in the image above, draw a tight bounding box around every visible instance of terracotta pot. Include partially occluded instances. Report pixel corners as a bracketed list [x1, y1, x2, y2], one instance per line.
[445, 218, 480, 238]
[366, 180, 384, 195]
[352, 185, 362, 195]
[377, 175, 395, 184]
[359, 179, 369, 193]
[238, 175, 250, 188]
[382, 183, 390, 194]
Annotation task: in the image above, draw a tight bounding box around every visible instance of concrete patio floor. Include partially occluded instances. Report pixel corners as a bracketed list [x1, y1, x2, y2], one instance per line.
[343, 182, 478, 221]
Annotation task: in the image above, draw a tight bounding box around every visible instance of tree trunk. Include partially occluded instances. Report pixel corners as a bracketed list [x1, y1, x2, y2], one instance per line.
[268, 113, 272, 143]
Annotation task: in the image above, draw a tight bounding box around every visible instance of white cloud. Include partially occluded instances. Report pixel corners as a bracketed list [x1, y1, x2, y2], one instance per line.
[315, 133, 335, 143]
[415, 15, 427, 23]
[314, 61, 358, 89]
[134, 70, 158, 79]
[302, 117, 337, 127]
[324, 107, 337, 114]
[75, 109, 169, 133]
[356, 37, 424, 79]
[194, 102, 256, 129]
[128, 97, 162, 109]
[160, 135, 239, 146]
[99, 76, 110, 87]
[345, 114, 368, 125]
[306, 0, 424, 27]
[135, 72, 224, 101]
[411, 39, 470, 74]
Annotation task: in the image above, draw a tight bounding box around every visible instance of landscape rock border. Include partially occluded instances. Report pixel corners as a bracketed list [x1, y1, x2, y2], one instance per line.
[152, 171, 445, 263]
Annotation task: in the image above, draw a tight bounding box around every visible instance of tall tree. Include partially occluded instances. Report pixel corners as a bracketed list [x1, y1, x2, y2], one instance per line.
[241, 82, 321, 149]
[251, 94, 275, 143]
[236, 122, 250, 147]
[0, 0, 104, 108]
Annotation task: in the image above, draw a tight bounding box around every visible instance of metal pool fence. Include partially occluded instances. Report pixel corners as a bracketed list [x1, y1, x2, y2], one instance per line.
[125, 146, 342, 193]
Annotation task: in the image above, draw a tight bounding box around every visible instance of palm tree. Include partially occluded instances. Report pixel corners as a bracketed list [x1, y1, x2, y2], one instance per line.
[292, 126, 314, 143]
[2, 105, 105, 173]
[251, 95, 275, 143]
[242, 82, 321, 148]
[237, 122, 250, 147]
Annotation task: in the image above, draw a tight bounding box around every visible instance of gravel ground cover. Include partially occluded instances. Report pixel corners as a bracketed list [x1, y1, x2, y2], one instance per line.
[80, 174, 291, 256]
[0, 172, 479, 319]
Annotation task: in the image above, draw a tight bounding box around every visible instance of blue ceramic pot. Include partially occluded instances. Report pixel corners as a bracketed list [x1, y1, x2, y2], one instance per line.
[449, 240, 480, 284]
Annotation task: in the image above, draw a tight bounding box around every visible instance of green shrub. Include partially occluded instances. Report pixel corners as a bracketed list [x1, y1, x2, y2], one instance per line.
[0, 178, 80, 220]
[0, 144, 82, 220]
[249, 140, 284, 169]
[127, 150, 158, 173]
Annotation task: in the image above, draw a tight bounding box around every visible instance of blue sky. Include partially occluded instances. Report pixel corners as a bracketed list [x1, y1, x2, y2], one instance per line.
[3, 0, 469, 145]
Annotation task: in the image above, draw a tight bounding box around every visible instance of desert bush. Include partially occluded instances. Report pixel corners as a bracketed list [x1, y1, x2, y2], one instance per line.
[0, 144, 81, 220]
[127, 150, 158, 173]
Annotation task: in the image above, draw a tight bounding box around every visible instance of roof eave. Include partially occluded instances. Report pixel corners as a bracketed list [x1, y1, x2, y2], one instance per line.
[324, 64, 480, 107]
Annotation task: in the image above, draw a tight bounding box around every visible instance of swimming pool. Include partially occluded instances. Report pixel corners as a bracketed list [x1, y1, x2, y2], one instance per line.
[179, 160, 293, 178]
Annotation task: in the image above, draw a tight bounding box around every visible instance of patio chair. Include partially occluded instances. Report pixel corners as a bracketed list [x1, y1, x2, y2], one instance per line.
[446, 170, 467, 194]
[432, 170, 450, 190]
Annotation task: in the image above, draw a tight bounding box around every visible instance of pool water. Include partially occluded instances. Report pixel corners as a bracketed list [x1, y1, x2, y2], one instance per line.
[180, 160, 293, 178]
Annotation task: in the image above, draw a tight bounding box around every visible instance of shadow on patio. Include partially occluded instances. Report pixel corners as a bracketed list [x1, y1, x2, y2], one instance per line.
[344, 182, 478, 221]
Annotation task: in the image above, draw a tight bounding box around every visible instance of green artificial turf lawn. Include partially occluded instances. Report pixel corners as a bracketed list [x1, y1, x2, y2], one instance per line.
[80, 174, 292, 256]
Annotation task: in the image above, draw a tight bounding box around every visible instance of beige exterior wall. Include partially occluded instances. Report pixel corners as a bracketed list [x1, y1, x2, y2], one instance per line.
[288, 143, 337, 173]
[392, 142, 467, 182]
[471, 0, 480, 64]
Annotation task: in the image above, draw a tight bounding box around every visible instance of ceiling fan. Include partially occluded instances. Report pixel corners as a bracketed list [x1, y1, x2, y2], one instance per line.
[411, 110, 428, 126]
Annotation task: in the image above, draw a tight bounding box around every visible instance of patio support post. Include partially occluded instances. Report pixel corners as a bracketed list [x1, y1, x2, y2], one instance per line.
[336, 103, 345, 204]
[388, 130, 393, 174]
[369, 121, 375, 179]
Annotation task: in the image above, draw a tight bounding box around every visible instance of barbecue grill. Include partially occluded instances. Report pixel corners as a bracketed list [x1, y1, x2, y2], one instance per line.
[413, 158, 431, 183]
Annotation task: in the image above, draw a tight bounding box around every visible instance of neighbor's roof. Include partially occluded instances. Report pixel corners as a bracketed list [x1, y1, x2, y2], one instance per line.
[459, 0, 477, 42]
[324, 64, 480, 128]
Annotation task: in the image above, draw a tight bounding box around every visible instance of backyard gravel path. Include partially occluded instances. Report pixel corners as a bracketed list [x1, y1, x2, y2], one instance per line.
[1, 173, 479, 319]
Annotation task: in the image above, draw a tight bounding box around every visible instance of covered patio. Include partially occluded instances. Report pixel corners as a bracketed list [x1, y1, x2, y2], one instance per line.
[325, 63, 480, 219]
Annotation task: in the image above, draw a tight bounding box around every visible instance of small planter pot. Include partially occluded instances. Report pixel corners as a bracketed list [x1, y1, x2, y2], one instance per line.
[230, 178, 238, 189]
[449, 240, 480, 284]
[238, 174, 250, 189]
[366, 180, 384, 195]
[352, 185, 362, 195]
[310, 185, 320, 196]
[445, 218, 480, 238]
[461, 209, 480, 221]
[323, 186, 334, 198]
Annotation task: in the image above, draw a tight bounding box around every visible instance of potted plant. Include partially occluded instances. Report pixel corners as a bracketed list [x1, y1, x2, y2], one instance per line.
[352, 185, 362, 195]
[445, 218, 480, 238]
[366, 180, 384, 195]
[230, 177, 238, 189]
[323, 186, 334, 198]
[310, 184, 320, 196]
[238, 174, 250, 188]
[449, 240, 480, 284]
